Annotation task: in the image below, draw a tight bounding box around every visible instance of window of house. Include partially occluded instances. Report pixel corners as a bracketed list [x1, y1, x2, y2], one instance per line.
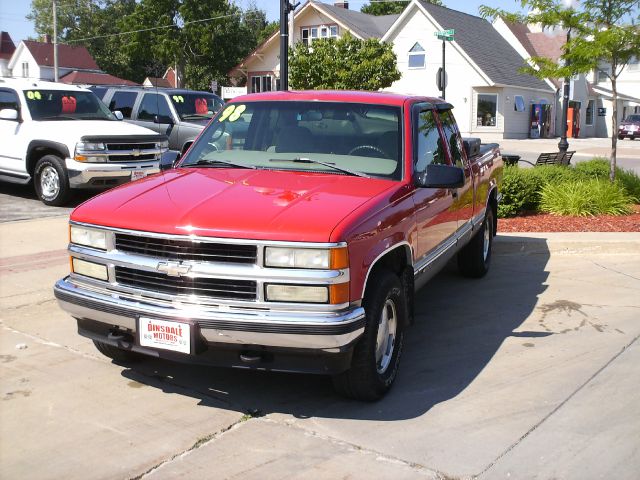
[250, 75, 273, 94]
[301, 25, 337, 46]
[136, 93, 172, 121]
[108, 91, 138, 118]
[21, 62, 29, 78]
[628, 56, 639, 71]
[596, 69, 609, 83]
[408, 42, 425, 69]
[586, 99, 594, 125]
[514, 95, 525, 112]
[477, 93, 498, 127]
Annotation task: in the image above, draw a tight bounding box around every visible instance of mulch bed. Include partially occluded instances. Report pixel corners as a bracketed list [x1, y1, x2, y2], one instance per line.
[498, 205, 640, 232]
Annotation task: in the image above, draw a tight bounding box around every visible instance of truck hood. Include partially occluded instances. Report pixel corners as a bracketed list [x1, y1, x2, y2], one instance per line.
[34, 119, 161, 152]
[72, 168, 397, 242]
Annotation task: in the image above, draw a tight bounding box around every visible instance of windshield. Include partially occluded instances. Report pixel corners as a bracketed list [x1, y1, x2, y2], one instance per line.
[24, 89, 114, 121]
[181, 101, 402, 180]
[170, 93, 224, 120]
[624, 114, 640, 122]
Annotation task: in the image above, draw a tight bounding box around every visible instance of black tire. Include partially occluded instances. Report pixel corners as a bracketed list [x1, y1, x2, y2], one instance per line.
[93, 340, 143, 363]
[458, 207, 494, 278]
[34, 154, 72, 206]
[332, 271, 406, 401]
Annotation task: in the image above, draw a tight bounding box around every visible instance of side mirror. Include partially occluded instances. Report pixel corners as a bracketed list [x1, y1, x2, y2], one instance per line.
[0, 108, 19, 121]
[160, 150, 181, 171]
[154, 114, 174, 125]
[416, 163, 465, 189]
[113, 110, 124, 120]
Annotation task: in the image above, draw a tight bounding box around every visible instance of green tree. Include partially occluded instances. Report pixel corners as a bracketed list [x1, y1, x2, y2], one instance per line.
[361, 0, 441, 15]
[289, 33, 401, 90]
[480, 0, 640, 182]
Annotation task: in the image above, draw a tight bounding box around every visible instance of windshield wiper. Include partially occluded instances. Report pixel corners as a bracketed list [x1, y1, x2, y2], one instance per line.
[37, 115, 78, 121]
[269, 157, 369, 178]
[182, 159, 256, 169]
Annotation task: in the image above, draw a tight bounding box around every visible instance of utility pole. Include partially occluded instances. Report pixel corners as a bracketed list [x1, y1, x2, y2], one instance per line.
[53, 0, 59, 82]
[279, 0, 299, 91]
[434, 29, 454, 100]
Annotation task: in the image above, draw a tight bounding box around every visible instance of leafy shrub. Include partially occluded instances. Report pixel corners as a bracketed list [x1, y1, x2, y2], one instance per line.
[498, 158, 639, 217]
[575, 158, 640, 200]
[539, 179, 634, 216]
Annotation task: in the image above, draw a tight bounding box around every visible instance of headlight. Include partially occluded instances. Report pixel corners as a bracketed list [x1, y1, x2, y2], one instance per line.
[264, 247, 348, 269]
[76, 142, 106, 151]
[70, 225, 107, 250]
[266, 285, 329, 303]
[156, 140, 169, 150]
[71, 258, 108, 281]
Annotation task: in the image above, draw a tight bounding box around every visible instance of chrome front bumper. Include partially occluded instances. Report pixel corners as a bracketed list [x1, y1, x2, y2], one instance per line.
[54, 277, 365, 350]
[65, 158, 160, 188]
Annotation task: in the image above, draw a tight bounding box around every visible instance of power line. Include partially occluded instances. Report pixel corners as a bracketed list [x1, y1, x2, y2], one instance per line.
[65, 9, 263, 43]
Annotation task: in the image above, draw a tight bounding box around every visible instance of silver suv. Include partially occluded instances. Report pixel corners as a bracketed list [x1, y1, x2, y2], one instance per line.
[95, 87, 224, 157]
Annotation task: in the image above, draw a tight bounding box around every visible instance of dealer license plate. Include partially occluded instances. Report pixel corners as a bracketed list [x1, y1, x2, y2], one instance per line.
[131, 170, 147, 181]
[140, 318, 191, 354]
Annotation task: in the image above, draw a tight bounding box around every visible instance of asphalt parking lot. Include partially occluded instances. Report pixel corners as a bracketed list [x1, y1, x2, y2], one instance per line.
[1, 200, 639, 479]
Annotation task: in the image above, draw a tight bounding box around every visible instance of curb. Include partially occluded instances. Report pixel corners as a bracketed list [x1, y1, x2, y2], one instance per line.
[494, 232, 640, 255]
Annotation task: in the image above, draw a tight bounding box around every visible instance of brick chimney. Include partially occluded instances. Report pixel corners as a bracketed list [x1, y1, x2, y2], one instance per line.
[334, 1, 349, 8]
[43, 34, 51, 43]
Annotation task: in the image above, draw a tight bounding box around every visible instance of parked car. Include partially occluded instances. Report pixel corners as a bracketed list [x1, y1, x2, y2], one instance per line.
[0, 78, 168, 205]
[54, 91, 503, 400]
[95, 86, 225, 158]
[618, 114, 640, 140]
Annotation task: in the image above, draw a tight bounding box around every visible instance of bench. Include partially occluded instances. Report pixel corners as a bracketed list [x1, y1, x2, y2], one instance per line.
[503, 151, 575, 167]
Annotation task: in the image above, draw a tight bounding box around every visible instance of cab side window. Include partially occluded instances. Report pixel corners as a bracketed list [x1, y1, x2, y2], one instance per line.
[0, 89, 19, 112]
[108, 91, 137, 119]
[137, 93, 172, 121]
[439, 109, 464, 167]
[415, 108, 446, 173]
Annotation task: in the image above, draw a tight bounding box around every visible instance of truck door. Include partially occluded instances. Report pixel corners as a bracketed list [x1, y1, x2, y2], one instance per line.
[0, 88, 28, 177]
[132, 93, 178, 145]
[412, 105, 458, 263]
[438, 109, 474, 233]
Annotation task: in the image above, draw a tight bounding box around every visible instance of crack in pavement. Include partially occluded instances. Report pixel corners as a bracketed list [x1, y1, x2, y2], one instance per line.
[0, 323, 99, 361]
[1, 297, 56, 312]
[592, 261, 640, 282]
[129, 415, 253, 480]
[262, 417, 453, 480]
[475, 332, 640, 479]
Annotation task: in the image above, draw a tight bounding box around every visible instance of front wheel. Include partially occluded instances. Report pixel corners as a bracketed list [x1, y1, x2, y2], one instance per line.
[332, 271, 406, 401]
[458, 207, 494, 278]
[34, 155, 72, 206]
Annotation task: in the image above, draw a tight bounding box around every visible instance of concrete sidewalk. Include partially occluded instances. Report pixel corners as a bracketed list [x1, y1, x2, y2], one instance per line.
[1, 217, 639, 480]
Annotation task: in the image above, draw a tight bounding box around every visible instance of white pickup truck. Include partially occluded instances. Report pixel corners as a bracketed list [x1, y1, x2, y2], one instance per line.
[0, 78, 169, 205]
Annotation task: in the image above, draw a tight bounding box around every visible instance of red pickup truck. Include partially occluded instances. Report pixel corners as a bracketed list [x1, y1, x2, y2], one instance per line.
[55, 91, 502, 400]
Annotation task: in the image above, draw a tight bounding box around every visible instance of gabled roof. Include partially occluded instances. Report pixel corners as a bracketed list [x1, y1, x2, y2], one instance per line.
[21, 40, 99, 70]
[60, 71, 138, 86]
[314, 2, 399, 39]
[144, 77, 172, 88]
[0, 31, 16, 61]
[413, 1, 552, 91]
[504, 21, 566, 63]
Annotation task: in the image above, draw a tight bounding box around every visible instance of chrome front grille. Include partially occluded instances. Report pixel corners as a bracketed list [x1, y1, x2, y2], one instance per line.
[115, 233, 258, 264]
[115, 266, 257, 301]
[105, 142, 161, 163]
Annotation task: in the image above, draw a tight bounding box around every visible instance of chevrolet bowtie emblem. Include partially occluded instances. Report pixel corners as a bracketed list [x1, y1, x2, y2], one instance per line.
[157, 261, 191, 277]
[132, 149, 141, 157]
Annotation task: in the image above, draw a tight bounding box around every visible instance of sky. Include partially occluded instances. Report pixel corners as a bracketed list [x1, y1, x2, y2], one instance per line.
[0, 0, 524, 44]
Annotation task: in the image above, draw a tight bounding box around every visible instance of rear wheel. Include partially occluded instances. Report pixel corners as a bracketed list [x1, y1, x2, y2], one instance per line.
[332, 271, 406, 401]
[34, 155, 72, 206]
[93, 340, 143, 363]
[458, 207, 494, 278]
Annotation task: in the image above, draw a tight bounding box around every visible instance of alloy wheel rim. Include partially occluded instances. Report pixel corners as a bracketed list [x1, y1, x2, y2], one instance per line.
[40, 166, 60, 199]
[483, 215, 492, 261]
[375, 298, 397, 374]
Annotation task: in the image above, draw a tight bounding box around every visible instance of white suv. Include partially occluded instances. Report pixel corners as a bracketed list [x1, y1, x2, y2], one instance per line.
[0, 78, 168, 205]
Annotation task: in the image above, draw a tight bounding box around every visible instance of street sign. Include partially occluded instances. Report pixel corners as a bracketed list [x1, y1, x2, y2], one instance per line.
[434, 29, 455, 40]
[436, 67, 447, 91]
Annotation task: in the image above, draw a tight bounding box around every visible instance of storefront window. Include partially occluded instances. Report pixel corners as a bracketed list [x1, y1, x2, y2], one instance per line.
[477, 94, 497, 126]
[586, 99, 594, 125]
